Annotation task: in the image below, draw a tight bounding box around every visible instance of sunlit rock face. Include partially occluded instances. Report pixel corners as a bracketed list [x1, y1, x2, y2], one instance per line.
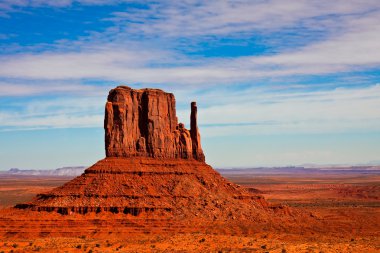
[104, 86, 205, 162]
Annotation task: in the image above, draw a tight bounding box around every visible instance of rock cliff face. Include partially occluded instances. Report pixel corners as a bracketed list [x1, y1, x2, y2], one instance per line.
[105, 86, 205, 162]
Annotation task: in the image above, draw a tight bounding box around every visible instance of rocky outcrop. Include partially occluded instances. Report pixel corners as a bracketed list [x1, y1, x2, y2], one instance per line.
[14, 85, 269, 218]
[105, 86, 205, 162]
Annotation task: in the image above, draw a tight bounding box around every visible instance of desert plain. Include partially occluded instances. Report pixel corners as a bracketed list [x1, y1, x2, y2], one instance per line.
[0, 168, 379, 252]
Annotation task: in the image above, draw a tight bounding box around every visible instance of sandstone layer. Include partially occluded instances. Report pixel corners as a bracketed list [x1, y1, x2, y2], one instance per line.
[16, 157, 268, 219]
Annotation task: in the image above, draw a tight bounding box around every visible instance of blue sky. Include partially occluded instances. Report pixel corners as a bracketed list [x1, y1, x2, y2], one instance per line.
[0, 0, 380, 169]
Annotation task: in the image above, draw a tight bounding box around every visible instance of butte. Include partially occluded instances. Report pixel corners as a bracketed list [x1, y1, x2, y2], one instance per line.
[10, 86, 287, 232]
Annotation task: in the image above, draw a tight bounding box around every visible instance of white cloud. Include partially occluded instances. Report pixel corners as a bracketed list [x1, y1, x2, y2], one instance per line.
[0, 96, 105, 130]
[0, 0, 118, 9]
[252, 13, 380, 67]
[194, 84, 380, 136]
[0, 0, 125, 17]
[0, 1, 379, 84]
[109, 0, 380, 37]
[1, 113, 103, 130]
[1, 23, 379, 84]
[0, 81, 110, 96]
[2, 83, 379, 135]
[0, 0, 379, 137]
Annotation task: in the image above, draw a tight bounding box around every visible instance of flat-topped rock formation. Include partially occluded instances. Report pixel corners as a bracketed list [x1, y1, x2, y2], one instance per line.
[15, 85, 269, 219]
[105, 86, 205, 162]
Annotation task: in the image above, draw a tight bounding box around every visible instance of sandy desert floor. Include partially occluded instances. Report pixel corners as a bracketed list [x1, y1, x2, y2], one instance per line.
[0, 172, 379, 252]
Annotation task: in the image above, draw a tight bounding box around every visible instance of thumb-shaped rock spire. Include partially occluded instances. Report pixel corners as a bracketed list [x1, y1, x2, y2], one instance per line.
[190, 102, 205, 162]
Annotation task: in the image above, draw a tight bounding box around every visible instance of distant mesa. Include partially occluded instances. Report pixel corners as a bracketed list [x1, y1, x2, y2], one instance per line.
[2, 167, 86, 177]
[15, 85, 269, 219]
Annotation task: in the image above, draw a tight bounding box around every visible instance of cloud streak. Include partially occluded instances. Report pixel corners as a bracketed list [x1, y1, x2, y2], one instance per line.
[109, 0, 380, 37]
[1, 0, 379, 86]
[197, 84, 380, 136]
[0, 0, 379, 137]
[2, 84, 379, 136]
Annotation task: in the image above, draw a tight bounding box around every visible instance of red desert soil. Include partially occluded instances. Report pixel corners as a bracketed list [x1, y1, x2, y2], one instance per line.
[0, 172, 379, 252]
[0, 176, 72, 209]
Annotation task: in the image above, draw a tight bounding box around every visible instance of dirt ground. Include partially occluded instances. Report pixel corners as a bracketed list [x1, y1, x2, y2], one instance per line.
[0, 172, 379, 252]
[0, 176, 72, 209]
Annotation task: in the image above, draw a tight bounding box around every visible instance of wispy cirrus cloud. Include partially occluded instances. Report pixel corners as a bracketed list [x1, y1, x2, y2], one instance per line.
[0, 95, 105, 131]
[0, 81, 111, 96]
[194, 84, 380, 136]
[1, 0, 379, 86]
[1, 18, 379, 85]
[0, 0, 380, 136]
[2, 84, 379, 135]
[108, 0, 380, 37]
[0, 0, 120, 16]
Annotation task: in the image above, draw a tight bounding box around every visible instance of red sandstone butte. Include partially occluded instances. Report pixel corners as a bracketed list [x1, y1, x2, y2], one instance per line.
[105, 86, 205, 162]
[14, 85, 269, 219]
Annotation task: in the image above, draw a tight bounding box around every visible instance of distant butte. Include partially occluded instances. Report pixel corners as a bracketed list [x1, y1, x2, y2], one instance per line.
[14, 85, 270, 219]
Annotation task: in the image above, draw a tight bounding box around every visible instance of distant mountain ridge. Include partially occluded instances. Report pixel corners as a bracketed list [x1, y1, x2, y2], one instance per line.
[2, 164, 380, 177]
[217, 165, 380, 175]
[2, 166, 86, 177]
